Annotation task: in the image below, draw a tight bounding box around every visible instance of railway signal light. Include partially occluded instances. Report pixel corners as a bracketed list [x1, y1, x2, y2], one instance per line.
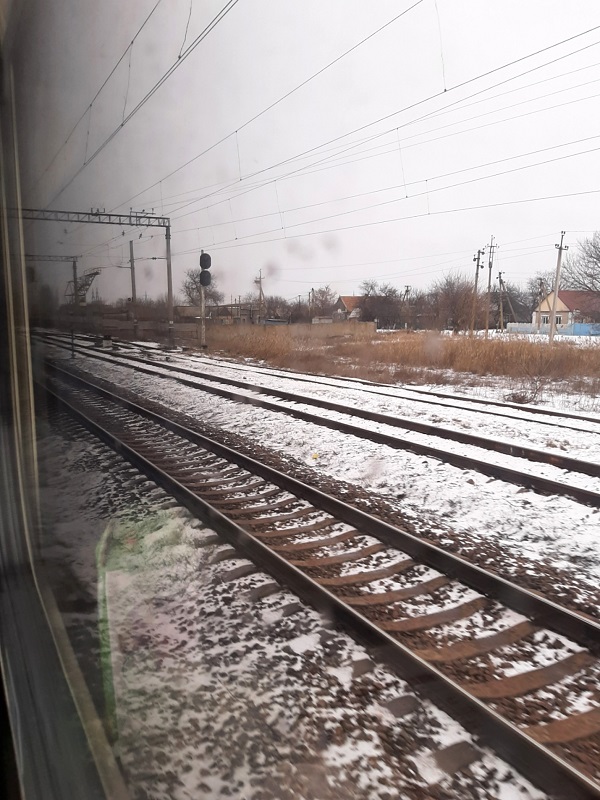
[200, 250, 211, 286]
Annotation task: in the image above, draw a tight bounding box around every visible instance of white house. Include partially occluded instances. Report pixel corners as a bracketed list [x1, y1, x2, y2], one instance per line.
[532, 291, 600, 329]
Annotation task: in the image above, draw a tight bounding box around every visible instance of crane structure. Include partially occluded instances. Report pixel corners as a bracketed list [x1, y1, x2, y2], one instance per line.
[64, 268, 101, 305]
[25, 254, 100, 306]
[20, 207, 175, 346]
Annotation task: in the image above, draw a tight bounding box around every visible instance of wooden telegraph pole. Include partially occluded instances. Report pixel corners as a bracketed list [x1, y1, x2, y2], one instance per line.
[549, 232, 568, 344]
[484, 236, 497, 338]
[470, 248, 484, 336]
[129, 240, 138, 340]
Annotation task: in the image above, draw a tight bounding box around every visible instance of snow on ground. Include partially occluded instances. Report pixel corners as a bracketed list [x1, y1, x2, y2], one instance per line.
[45, 345, 600, 598]
[37, 415, 546, 800]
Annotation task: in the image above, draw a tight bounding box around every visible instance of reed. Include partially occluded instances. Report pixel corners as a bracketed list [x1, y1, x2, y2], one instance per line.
[205, 326, 600, 396]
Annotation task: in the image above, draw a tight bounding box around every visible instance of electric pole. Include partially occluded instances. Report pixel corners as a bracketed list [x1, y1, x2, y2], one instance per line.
[71, 258, 77, 358]
[497, 271, 504, 331]
[470, 248, 484, 337]
[166, 224, 174, 349]
[129, 240, 138, 340]
[199, 249, 212, 349]
[484, 236, 497, 338]
[549, 231, 568, 344]
[254, 269, 265, 323]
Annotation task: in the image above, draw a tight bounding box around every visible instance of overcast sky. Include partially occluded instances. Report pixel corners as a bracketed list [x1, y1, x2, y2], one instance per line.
[12, 0, 600, 304]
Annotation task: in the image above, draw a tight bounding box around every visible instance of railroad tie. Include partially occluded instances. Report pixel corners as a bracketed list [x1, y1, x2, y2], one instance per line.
[464, 651, 595, 699]
[218, 563, 258, 583]
[226, 496, 300, 517]
[253, 517, 338, 539]
[289, 542, 384, 568]
[338, 575, 449, 606]
[413, 621, 536, 663]
[524, 705, 600, 745]
[203, 486, 281, 504]
[318, 559, 414, 587]
[240, 507, 315, 528]
[379, 597, 487, 633]
[271, 529, 359, 552]
[192, 479, 265, 498]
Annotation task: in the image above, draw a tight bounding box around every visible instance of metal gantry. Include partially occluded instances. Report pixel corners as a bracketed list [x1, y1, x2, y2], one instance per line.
[20, 208, 175, 346]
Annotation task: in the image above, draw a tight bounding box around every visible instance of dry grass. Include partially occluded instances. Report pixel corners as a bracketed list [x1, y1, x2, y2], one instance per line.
[204, 326, 600, 399]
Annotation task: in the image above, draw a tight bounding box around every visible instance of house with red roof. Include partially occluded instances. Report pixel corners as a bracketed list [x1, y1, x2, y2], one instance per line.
[532, 291, 600, 329]
[333, 295, 364, 320]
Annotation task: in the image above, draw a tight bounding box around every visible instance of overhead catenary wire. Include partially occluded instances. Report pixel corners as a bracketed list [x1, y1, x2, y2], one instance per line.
[119, 49, 600, 217]
[26, 0, 164, 197]
[112, 22, 600, 218]
[166, 82, 600, 230]
[170, 142, 600, 252]
[111, 0, 426, 212]
[185, 188, 600, 254]
[150, 36, 600, 224]
[130, 62, 600, 225]
[41, 11, 600, 301]
[45, 0, 242, 209]
[170, 131, 600, 234]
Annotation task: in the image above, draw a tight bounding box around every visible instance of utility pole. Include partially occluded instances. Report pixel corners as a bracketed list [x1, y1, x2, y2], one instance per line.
[254, 269, 265, 322]
[549, 231, 568, 344]
[497, 271, 504, 331]
[129, 240, 138, 340]
[470, 248, 484, 337]
[165, 224, 174, 348]
[484, 236, 497, 338]
[200, 250, 207, 349]
[71, 258, 77, 358]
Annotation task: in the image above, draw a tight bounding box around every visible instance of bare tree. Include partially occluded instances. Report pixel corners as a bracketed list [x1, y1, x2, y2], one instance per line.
[429, 274, 474, 332]
[562, 232, 600, 291]
[181, 269, 224, 305]
[498, 280, 531, 324]
[311, 285, 336, 316]
[358, 280, 402, 327]
[264, 295, 291, 318]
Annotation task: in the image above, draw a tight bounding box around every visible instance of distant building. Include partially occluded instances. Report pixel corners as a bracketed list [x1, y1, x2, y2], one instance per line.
[176, 304, 254, 324]
[532, 291, 600, 329]
[333, 295, 364, 321]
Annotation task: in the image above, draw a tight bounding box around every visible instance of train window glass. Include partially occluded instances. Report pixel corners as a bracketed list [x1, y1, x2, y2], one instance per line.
[4, 2, 600, 799]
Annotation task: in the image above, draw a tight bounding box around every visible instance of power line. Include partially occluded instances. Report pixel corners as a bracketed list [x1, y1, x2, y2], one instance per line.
[153, 35, 600, 225]
[172, 141, 600, 250]
[168, 82, 600, 228]
[147, 72, 600, 224]
[122, 47, 600, 218]
[106, 33, 600, 227]
[113, 22, 600, 216]
[26, 0, 164, 197]
[193, 188, 600, 253]
[113, 0, 426, 211]
[172, 131, 600, 234]
[46, 0, 241, 208]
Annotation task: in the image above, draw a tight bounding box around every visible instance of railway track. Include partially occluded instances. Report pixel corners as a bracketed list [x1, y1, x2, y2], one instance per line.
[42, 364, 600, 799]
[36, 329, 600, 428]
[36, 333, 600, 507]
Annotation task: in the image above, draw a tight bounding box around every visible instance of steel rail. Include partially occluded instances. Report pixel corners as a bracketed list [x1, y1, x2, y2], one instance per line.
[41, 377, 600, 800]
[35, 330, 600, 427]
[43, 348, 600, 507]
[46, 363, 600, 647]
[89, 344, 600, 477]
